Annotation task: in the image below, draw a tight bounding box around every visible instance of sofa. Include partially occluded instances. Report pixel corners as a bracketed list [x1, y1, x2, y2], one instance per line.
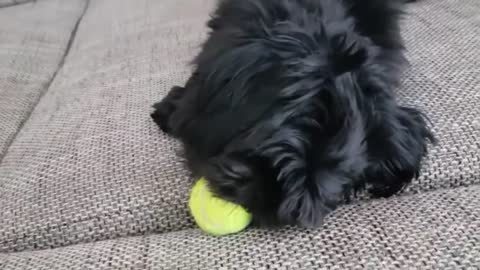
[0, 0, 479, 269]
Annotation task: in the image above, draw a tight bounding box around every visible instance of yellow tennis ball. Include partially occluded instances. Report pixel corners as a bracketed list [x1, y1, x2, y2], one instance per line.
[189, 177, 252, 236]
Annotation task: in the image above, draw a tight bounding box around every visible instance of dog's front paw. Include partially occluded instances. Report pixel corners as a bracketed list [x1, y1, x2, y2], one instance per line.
[151, 101, 173, 133]
[151, 86, 186, 134]
[365, 106, 435, 197]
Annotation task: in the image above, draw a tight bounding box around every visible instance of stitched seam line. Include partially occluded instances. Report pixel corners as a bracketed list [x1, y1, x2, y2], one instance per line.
[0, 0, 37, 9]
[0, 0, 90, 163]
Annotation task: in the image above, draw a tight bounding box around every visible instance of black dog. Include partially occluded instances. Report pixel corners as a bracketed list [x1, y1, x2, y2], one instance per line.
[151, 0, 434, 227]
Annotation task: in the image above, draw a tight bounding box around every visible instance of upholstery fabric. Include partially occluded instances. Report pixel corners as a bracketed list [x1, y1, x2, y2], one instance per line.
[1, 186, 479, 269]
[400, 0, 480, 194]
[0, 0, 213, 253]
[0, 1, 479, 268]
[0, 0, 87, 158]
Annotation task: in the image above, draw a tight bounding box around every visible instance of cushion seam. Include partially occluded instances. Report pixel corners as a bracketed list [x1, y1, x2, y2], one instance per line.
[0, 0, 36, 9]
[0, 0, 90, 163]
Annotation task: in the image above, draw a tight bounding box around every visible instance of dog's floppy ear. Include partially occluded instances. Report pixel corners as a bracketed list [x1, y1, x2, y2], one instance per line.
[261, 125, 350, 227]
[277, 171, 348, 227]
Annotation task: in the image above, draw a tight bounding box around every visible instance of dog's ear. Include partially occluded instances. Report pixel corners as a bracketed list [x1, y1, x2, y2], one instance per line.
[278, 171, 348, 227]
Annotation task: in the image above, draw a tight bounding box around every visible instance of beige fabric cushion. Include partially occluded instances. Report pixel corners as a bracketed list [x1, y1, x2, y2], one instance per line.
[0, 0, 213, 253]
[1, 185, 479, 269]
[0, 0, 479, 254]
[0, 0, 86, 158]
[400, 0, 480, 194]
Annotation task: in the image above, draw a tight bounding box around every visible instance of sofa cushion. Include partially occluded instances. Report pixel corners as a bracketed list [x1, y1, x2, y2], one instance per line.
[0, 0, 87, 158]
[400, 0, 480, 194]
[0, 0, 213, 253]
[1, 185, 479, 269]
[0, 0, 479, 253]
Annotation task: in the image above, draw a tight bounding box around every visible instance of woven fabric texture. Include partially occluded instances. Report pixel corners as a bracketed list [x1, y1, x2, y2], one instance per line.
[1, 185, 479, 269]
[400, 0, 480, 194]
[0, 0, 213, 253]
[0, 0, 479, 260]
[0, 0, 86, 158]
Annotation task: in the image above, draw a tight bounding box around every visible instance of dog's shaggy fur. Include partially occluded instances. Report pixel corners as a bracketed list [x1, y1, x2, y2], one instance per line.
[151, 0, 435, 227]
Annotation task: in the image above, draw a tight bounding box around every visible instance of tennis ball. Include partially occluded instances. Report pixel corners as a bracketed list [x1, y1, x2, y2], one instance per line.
[189, 177, 252, 236]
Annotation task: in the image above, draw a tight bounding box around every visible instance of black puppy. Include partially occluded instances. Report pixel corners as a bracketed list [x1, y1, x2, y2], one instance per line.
[151, 0, 434, 227]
